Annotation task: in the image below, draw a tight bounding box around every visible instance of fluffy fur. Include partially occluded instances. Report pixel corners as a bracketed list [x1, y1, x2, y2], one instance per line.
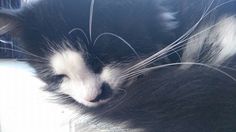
[0, 0, 236, 131]
[0, 0, 177, 107]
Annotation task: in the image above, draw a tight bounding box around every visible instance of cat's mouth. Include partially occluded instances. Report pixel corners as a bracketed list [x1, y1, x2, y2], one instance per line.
[64, 82, 114, 107]
[80, 96, 113, 107]
[84, 83, 114, 107]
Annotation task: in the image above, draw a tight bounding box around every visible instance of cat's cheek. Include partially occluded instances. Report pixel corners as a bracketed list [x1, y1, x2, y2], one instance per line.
[100, 67, 123, 90]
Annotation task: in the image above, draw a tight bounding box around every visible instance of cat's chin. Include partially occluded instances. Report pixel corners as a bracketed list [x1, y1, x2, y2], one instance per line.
[78, 98, 112, 107]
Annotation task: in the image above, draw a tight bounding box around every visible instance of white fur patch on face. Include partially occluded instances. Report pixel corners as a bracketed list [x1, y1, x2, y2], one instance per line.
[101, 66, 123, 90]
[50, 50, 91, 78]
[50, 49, 122, 107]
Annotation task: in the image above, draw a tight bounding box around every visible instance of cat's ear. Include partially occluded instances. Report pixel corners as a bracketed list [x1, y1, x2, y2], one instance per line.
[0, 10, 23, 36]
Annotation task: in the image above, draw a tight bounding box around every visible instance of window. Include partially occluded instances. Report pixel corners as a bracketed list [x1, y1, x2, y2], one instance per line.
[0, 0, 21, 58]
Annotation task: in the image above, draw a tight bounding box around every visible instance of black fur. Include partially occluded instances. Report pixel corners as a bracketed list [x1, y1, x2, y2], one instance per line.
[84, 66, 236, 132]
[1, 0, 236, 131]
[0, 0, 176, 84]
[18, 0, 174, 59]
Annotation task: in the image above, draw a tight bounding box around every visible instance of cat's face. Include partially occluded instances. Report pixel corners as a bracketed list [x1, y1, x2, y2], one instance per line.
[0, 0, 175, 107]
[48, 48, 124, 107]
[19, 27, 133, 107]
[0, 12, 130, 107]
[20, 27, 137, 107]
[46, 40, 130, 107]
[0, 12, 134, 107]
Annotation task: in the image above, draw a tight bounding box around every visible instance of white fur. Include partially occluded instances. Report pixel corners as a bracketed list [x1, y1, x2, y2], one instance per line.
[181, 16, 236, 68]
[0, 60, 129, 132]
[50, 50, 122, 107]
[101, 66, 122, 90]
[161, 11, 178, 30]
[211, 17, 236, 64]
[0, 60, 77, 132]
[22, 0, 41, 5]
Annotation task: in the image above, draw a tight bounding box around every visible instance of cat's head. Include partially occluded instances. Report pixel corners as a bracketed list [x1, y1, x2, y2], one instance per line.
[0, 10, 131, 107]
[0, 0, 176, 107]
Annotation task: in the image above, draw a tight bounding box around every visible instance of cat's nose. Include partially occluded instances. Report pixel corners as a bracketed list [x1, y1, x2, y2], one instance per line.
[90, 82, 113, 102]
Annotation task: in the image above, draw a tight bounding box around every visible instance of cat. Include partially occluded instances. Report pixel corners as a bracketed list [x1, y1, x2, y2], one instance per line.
[0, 0, 236, 131]
[0, 0, 178, 107]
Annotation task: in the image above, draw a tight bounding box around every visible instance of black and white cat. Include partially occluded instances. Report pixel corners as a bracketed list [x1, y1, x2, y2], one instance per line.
[0, 0, 236, 131]
[0, 0, 178, 107]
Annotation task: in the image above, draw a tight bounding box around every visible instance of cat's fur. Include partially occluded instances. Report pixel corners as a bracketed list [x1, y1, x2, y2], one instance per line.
[1, 0, 236, 131]
[0, 0, 178, 107]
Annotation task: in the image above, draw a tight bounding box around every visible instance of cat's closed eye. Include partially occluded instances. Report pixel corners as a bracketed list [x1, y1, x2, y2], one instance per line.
[51, 74, 68, 83]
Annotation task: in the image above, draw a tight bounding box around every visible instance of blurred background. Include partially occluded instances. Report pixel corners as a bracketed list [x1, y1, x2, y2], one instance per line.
[0, 0, 38, 59]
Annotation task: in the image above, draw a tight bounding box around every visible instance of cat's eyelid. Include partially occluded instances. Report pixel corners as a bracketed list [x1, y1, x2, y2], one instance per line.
[58, 74, 69, 79]
[53, 74, 70, 81]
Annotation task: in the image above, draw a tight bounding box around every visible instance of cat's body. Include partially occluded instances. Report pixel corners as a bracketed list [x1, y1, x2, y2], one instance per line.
[1, 0, 236, 131]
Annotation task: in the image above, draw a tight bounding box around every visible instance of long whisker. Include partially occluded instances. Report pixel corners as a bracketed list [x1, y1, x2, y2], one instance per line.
[16, 58, 46, 63]
[0, 47, 48, 61]
[206, 0, 236, 16]
[215, 65, 236, 72]
[166, 0, 215, 49]
[0, 24, 13, 35]
[0, 39, 48, 61]
[133, 15, 236, 70]
[121, 62, 236, 82]
[93, 32, 141, 59]
[122, 10, 207, 73]
[0, 38, 14, 56]
[123, 0, 235, 74]
[68, 28, 90, 45]
[89, 0, 95, 42]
